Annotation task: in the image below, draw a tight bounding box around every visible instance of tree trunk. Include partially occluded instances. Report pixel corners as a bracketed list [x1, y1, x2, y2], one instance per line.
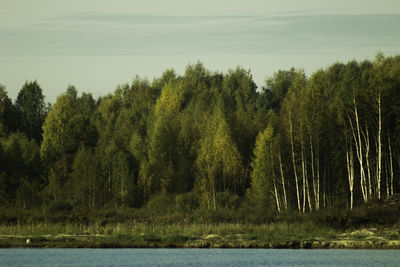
[88, 172, 91, 210]
[209, 165, 216, 210]
[323, 160, 327, 208]
[271, 147, 281, 212]
[363, 126, 372, 198]
[385, 159, 389, 197]
[212, 187, 216, 210]
[305, 164, 312, 212]
[273, 178, 281, 213]
[289, 112, 301, 211]
[108, 167, 112, 200]
[346, 146, 354, 210]
[301, 124, 306, 213]
[316, 138, 320, 210]
[388, 133, 394, 196]
[348, 100, 368, 202]
[279, 152, 288, 210]
[93, 174, 96, 209]
[310, 134, 318, 210]
[377, 91, 382, 199]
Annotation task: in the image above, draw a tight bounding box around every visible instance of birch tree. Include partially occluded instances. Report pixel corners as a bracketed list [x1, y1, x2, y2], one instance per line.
[250, 124, 276, 210]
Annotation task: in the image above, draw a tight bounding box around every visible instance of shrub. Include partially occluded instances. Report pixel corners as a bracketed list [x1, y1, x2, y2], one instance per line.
[175, 191, 199, 213]
[47, 200, 73, 214]
[144, 193, 176, 216]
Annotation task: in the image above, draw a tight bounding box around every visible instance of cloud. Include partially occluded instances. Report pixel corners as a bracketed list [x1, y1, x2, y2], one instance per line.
[1, 14, 400, 57]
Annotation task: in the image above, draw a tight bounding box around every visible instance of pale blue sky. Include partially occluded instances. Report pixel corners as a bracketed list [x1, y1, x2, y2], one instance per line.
[1, 0, 400, 102]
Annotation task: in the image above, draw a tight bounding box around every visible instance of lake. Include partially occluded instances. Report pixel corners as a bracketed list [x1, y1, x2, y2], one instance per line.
[1, 249, 399, 266]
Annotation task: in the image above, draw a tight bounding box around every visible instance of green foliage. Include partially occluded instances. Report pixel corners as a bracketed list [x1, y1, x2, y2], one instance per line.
[1, 55, 400, 227]
[147, 93, 181, 193]
[250, 124, 274, 205]
[0, 84, 17, 133]
[144, 193, 176, 217]
[15, 81, 47, 141]
[195, 111, 242, 210]
[0, 132, 41, 207]
[175, 191, 199, 213]
[41, 87, 97, 165]
[71, 146, 98, 209]
[47, 156, 69, 202]
[262, 68, 297, 112]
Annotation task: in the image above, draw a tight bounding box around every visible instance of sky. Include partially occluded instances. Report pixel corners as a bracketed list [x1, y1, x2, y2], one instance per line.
[1, 0, 400, 102]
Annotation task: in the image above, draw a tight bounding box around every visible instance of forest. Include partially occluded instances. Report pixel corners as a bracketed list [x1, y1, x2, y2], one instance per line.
[1, 53, 400, 225]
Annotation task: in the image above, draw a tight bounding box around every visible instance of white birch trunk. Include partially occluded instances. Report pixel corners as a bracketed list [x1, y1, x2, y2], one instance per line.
[323, 161, 326, 208]
[310, 134, 318, 210]
[279, 152, 288, 210]
[301, 124, 306, 213]
[271, 147, 281, 212]
[305, 163, 312, 212]
[377, 91, 382, 199]
[346, 147, 354, 210]
[273, 178, 281, 213]
[363, 126, 372, 198]
[388, 134, 394, 196]
[348, 97, 368, 202]
[289, 112, 301, 211]
[385, 160, 390, 197]
[316, 139, 320, 210]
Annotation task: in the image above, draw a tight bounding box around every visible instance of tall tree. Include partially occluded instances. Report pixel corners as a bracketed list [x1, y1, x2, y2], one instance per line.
[0, 85, 17, 134]
[250, 124, 276, 210]
[15, 81, 47, 141]
[196, 111, 242, 210]
[71, 146, 98, 209]
[0, 132, 42, 207]
[41, 86, 97, 202]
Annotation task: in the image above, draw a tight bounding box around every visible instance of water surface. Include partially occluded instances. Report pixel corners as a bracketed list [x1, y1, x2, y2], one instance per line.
[1, 249, 399, 266]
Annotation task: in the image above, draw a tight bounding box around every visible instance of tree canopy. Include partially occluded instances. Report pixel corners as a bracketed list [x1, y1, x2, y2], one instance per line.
[1, 55, 400, 220]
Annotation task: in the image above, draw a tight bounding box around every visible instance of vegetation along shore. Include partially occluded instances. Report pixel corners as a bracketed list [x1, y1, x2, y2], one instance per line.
[1, 221, 400, 248]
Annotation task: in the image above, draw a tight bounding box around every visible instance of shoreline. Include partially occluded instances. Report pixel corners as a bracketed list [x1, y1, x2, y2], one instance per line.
[2, 222, 399, 249]
[2, 235, 400, 249]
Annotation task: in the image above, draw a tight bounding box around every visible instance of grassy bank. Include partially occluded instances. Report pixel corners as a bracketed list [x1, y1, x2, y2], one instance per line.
[1, 194, 400, 248]
[1, 222, 399, 248]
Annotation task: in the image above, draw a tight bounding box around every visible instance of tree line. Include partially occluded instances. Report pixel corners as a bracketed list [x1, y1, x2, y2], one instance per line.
[1, 54, 399, 216]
